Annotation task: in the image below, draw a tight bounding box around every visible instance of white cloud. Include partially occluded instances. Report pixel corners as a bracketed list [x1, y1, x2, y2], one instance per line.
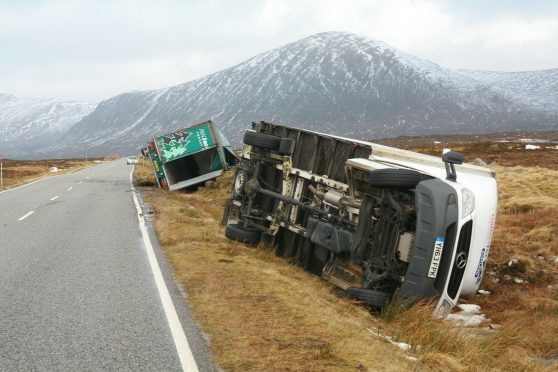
[0, 0, 556, 101]
[310, 0, 453, 50]
[254, 0, 299, 32]
[481, 18, 558, 48]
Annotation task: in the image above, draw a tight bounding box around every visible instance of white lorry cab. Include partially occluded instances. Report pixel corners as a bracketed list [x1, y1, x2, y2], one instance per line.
[223, 122, 497, 313]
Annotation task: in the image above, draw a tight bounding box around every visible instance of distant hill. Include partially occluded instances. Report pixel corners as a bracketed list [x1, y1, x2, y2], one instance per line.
[3, 32, 557, 158]
[0, 93, 96, 157]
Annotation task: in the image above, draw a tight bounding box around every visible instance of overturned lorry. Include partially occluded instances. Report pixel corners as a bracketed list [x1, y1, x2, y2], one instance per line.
[146, 120, 237, 190]
[223, 122, 497, 313]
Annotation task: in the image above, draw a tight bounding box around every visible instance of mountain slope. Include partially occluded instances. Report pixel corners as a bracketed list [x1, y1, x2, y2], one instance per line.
[6, 32, 558, 158]
[455, 68, 558, 112]
[0, 94, 96, 156]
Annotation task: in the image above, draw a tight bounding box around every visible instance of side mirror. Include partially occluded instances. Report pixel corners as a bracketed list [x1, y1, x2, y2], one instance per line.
[442, 151, 464, 165]
[442, 151, 464, 181]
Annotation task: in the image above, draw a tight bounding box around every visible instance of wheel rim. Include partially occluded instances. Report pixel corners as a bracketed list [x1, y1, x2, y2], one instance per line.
[234, 171, 246, 194]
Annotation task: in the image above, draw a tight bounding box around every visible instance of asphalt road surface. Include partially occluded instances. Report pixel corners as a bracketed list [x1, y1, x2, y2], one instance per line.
[0, 160, 215, 371]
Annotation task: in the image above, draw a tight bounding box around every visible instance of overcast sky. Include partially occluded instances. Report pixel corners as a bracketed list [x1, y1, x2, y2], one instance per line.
[1, 0, 557, 102]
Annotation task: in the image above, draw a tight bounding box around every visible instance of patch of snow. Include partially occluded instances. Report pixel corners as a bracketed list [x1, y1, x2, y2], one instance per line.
[457, 304, 481, 312]
[525, 144, 541, 150]
[446, 303, 487, 327]
[367, 328, 413, 352]
[533, 354, 558, 366]
[49, 167, 59, 173]
[514, 278, 525, 284]
[393, 341, 412, 352]
[477, 289, 491, 295]
[519, 138, 548, 143]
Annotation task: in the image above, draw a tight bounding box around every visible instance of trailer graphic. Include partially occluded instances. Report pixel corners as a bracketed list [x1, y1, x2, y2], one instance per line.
[146, 120, 237, 190]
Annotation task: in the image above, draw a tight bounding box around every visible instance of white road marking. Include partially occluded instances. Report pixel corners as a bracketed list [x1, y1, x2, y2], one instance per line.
[50, 195, 59, 201]
[129, 167, 198, 372]
[18, 211, 34, 221]
[67, 187, 73, 191]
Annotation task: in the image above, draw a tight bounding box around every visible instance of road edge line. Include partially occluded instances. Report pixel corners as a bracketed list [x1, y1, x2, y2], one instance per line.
[129, 166, 199, 372]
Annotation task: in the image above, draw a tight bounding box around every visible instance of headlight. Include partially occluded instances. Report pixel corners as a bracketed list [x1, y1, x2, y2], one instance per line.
[435, 299, 454, 317]
[462, 188, 475, 217]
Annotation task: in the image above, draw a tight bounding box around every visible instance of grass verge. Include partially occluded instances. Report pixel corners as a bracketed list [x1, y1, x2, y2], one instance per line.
[0, 158, 108, 191]
[135, 160, 414, 370]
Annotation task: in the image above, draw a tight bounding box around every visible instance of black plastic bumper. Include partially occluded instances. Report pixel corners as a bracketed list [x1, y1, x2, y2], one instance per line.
[395, 179, 459, 302]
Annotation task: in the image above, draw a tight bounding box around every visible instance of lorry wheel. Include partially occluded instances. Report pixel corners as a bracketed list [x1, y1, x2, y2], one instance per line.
[243, 131, 281, 150]
[367, 169, 423, 189]
[225, 223, 261, 245]
[232, 167, 249, 197]
[346, 288, 391, 308]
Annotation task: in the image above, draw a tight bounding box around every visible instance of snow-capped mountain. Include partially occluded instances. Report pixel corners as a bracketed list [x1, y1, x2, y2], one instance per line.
[455, 68, 558, 112]
[0, 93, 96, 156]
[4, 32, 558, 158]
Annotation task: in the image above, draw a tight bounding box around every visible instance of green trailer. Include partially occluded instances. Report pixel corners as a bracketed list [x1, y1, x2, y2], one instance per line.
[146, 120, 237, 190]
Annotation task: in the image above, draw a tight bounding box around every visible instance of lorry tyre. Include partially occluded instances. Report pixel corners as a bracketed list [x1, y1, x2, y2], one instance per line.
[244, 131, 281, 150]
[232, 167, 249, 197]
[225, 223, 261, 245]
[367, 169, 423, 189]
[346, 288, 391, 308]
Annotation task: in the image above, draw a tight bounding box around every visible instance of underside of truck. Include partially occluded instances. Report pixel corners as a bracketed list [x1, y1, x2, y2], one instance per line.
[223, 122, 464, 309]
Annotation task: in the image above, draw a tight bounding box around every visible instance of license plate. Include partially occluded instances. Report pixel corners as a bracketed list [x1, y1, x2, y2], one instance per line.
[428, 237, 445, 278]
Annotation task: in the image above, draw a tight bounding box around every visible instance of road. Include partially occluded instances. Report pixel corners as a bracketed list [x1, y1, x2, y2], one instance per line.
[0, 160, 214, 371]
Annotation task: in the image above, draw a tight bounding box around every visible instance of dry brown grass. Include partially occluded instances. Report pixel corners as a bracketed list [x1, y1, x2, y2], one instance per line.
[0, 158, 107, 190]
[378, 143, 558, 370]
[381, 299, 554, 371]
[377, 137, 558, 170]
[135, 144, 558, 371]
[134, 160, 415, 371]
